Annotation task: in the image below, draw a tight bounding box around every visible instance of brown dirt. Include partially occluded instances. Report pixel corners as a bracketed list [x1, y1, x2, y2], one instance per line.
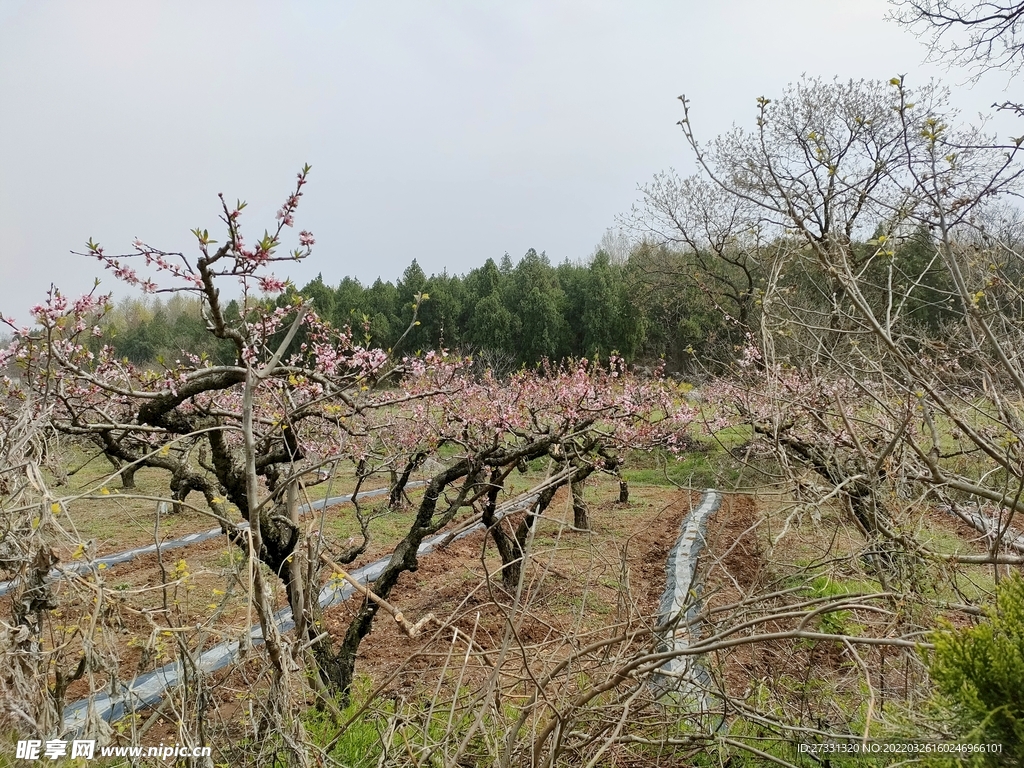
[692, 490, 1016, 734]
[328, 486, 702, 697]
[693, 494, 773, 702]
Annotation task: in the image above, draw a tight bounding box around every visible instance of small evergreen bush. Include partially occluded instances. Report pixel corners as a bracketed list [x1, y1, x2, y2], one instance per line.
[927, 573, 1024, 764]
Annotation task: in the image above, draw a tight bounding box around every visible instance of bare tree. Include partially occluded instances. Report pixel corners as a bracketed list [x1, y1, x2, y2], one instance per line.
[891, 0, 1024, 83]
[592, 227, 636, 266]
[689, 75, 1024, 533]
[649, 74, 1024, 755]
[626, 172, 764, 336]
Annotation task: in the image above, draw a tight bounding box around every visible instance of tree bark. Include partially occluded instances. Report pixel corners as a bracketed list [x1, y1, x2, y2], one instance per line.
[571, 476, 589, 530]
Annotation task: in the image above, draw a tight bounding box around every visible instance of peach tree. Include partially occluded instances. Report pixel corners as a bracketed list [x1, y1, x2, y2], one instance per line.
[1, 169, 699, 713]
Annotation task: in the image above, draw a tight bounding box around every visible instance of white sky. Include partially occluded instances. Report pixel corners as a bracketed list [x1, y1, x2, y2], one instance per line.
[0, 0, 1019, 323]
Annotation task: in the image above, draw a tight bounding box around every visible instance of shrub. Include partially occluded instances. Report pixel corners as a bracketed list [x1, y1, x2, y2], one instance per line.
[927, 573, 1024, 763]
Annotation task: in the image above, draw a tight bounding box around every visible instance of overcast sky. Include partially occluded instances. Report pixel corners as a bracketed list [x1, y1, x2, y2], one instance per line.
[0, 1, 1018, 323]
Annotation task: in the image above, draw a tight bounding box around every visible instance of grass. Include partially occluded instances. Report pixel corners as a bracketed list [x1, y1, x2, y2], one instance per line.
[300, 678, 386, 767]
[624, 445, 744, 490]
[47, 444, 376, 554]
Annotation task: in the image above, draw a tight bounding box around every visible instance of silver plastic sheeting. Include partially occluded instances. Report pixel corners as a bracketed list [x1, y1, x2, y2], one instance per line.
[61, 489, 537, 735]
[653, 489, 720, 708]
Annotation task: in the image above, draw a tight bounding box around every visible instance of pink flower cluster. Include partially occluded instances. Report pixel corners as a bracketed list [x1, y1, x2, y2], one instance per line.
[71, 167, 317, 303]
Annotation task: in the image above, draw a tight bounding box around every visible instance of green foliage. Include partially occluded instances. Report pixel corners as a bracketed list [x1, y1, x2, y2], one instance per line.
[926, 573, 1024, 761]
[624, 446, 731, 489]
[303, 702, 382, 767]
[623, 242, 732, 370]
[102, 294, 236, 365]
[99, 240, 796, 371]
[860, 225, 960, 333]
[300, 679, 495, 768]
[801, 575, 873, 635]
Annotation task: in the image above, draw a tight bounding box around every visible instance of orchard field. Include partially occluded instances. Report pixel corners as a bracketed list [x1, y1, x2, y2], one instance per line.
[6, 40, 1024, 768]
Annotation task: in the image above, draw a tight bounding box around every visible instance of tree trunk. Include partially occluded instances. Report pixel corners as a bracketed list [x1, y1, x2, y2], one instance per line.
[104, 453, 137, 489]
[481, 470, 523, 590]
[313, 461, 475, 703]
[599, 450, 628, 503]
[568, 460, 597, 530]
[120, 463, 138, 489]
[487, 483, 561, 590]
[389, 451, 425, 509]
[571, 476, 589, 530]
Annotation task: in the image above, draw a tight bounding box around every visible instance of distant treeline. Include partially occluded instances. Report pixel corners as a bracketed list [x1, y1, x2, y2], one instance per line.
[102, 247, 729, 372]
[100, 228, 969, 373]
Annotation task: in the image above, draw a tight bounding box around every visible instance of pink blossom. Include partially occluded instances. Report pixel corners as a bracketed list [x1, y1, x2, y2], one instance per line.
[258, 275, 287, 294]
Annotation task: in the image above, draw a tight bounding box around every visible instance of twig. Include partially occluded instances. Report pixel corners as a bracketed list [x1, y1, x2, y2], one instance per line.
[319, 552, 435, 638]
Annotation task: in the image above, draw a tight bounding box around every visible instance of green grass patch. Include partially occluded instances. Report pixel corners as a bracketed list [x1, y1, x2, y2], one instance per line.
[625, 450, 725, 489]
